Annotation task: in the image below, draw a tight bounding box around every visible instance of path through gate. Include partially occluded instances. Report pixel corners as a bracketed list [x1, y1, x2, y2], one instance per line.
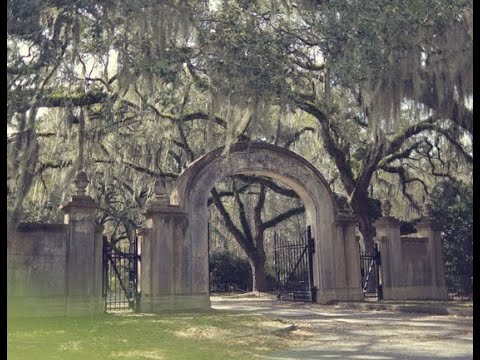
[274, 226, 317, 302]
[103, 236, 141, 311]
[360, 243, 383, 300]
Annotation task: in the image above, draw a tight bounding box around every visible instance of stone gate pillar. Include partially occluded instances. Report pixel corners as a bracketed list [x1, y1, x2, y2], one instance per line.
[415, 201, 448, 299]
[373, 200, 404, 300]
[138, 179, 195, 312]
[332, 211, 364, 301]
[62, 170, 104, 315]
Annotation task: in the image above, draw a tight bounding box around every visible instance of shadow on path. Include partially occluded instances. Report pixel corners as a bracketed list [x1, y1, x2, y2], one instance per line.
[211, 295, 473, 360]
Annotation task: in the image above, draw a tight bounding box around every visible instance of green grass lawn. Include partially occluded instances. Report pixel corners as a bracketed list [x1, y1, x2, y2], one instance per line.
[7, 310, 295, 360]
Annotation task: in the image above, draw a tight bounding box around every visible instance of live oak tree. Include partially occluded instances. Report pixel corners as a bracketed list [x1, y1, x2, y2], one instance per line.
[8, 0, 472, 260]
[193, 0, 473, 253]
[7, 0, 201, 241]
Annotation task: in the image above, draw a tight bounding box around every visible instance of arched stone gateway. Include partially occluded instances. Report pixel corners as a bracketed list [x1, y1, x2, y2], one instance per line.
[138, 142, 364, 312]
[6, 147, 447, 317]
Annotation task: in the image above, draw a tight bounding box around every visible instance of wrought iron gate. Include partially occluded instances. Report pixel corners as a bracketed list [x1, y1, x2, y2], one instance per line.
[360, 243, 383, 300]
[274, 226, 317, 302]
[103, 236, 141, 311]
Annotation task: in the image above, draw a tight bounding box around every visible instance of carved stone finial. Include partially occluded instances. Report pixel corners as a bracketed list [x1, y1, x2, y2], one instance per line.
[73, 170, 89, 196]
[381, 199, 392, 217]
[152, 177, 169, 205]
[421, 199, 433, 218]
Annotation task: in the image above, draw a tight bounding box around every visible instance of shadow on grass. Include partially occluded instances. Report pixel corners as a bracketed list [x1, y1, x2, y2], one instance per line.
[7, 311, 294, 360]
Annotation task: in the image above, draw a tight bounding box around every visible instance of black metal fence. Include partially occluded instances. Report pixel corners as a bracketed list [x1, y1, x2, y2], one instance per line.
[359, 243, 383, 300]
[274, 226, 317, 302]
[103, 236, 140, 312]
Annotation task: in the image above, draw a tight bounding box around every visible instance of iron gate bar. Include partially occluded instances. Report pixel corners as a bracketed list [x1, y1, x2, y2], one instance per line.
[102, 236, 108, 299]
[107, 253, 131, 297]
[278, 246, 309, 295]
[307, 226, 317, 303]
[362, 259, 375, 292]
[359, 243, 383, 300]
[103, 236, 140, 312]
[274, 225, 315, 302]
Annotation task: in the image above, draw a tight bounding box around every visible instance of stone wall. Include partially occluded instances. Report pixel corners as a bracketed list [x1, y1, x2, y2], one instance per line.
[8, 224, 69, 316]
[374, 200, 448, 300]
[401, 236, 431, 287]
[7, 170, 105, 317]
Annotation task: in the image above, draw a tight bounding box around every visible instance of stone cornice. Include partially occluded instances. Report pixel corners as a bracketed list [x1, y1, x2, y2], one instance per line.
[144, 203, 188, 217]
[16, 223, 69, 232]
[416, 218, 442, 232]
[62, 195, 97, 212]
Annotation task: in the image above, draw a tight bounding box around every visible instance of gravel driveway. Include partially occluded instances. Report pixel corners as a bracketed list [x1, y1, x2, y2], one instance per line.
[211, 295, 473, 360]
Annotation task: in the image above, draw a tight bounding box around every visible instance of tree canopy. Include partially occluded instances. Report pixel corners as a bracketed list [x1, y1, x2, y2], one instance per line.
[7, 0, 473, 258]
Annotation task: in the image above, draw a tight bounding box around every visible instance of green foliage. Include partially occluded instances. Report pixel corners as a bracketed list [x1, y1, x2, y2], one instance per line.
[400, 220, 418, 236]
[209, 251, 253, 291]
[334, 193, 381, 220]
[313, 0, 472, 125]
[209, 251, 279, 292]
[429, 179, 473, 297]
[366, 197, 382, 221]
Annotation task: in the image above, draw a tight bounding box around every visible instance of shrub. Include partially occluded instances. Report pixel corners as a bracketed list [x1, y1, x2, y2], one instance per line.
[209, 251, 252, 292]
[429, 180, 473, 298]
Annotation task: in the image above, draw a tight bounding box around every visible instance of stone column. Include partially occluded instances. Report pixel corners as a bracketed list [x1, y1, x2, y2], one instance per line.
[138, 179, 199, 312]
[373, 200, 404, 300]
[333, 211, 364, 301]
[415, 200, 448, 299]
[62, 170, 104, 315]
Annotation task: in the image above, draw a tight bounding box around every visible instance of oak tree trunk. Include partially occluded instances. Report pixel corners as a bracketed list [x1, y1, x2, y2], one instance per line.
[250, 252, 267, 292]
[350, 193, 376, 254]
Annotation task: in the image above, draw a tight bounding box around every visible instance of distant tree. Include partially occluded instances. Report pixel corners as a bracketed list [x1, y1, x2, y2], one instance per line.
[210, 175, 304, 292]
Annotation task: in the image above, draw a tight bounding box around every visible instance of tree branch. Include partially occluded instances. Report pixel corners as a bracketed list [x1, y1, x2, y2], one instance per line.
[254, 184, 266, 231]
[262, 206, 305, 230]
[378, 165, 421, 211]
[210, 187, 254, 255]
[295, 97, 356, 193]
[380, 141, 422, 165]
[379, 165, 429, 196]
[284, 127, 315, 148]
[233, 181, 254, 245]
[386, 117, 437, 156]
[234, 175, 299, 198]
[11, 91, 111, 110]
[207, 183, 250, 206]
[432, 126, 473, 164]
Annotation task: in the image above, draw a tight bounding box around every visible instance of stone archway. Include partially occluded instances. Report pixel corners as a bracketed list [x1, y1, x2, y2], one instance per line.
[139, 142, 364, 312]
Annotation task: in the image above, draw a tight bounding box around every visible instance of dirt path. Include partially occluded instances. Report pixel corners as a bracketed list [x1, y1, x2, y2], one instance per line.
[211, 294, 473, 360]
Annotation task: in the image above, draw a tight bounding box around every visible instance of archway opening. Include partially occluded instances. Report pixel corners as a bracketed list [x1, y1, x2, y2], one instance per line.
[206, 174, 310, 304]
